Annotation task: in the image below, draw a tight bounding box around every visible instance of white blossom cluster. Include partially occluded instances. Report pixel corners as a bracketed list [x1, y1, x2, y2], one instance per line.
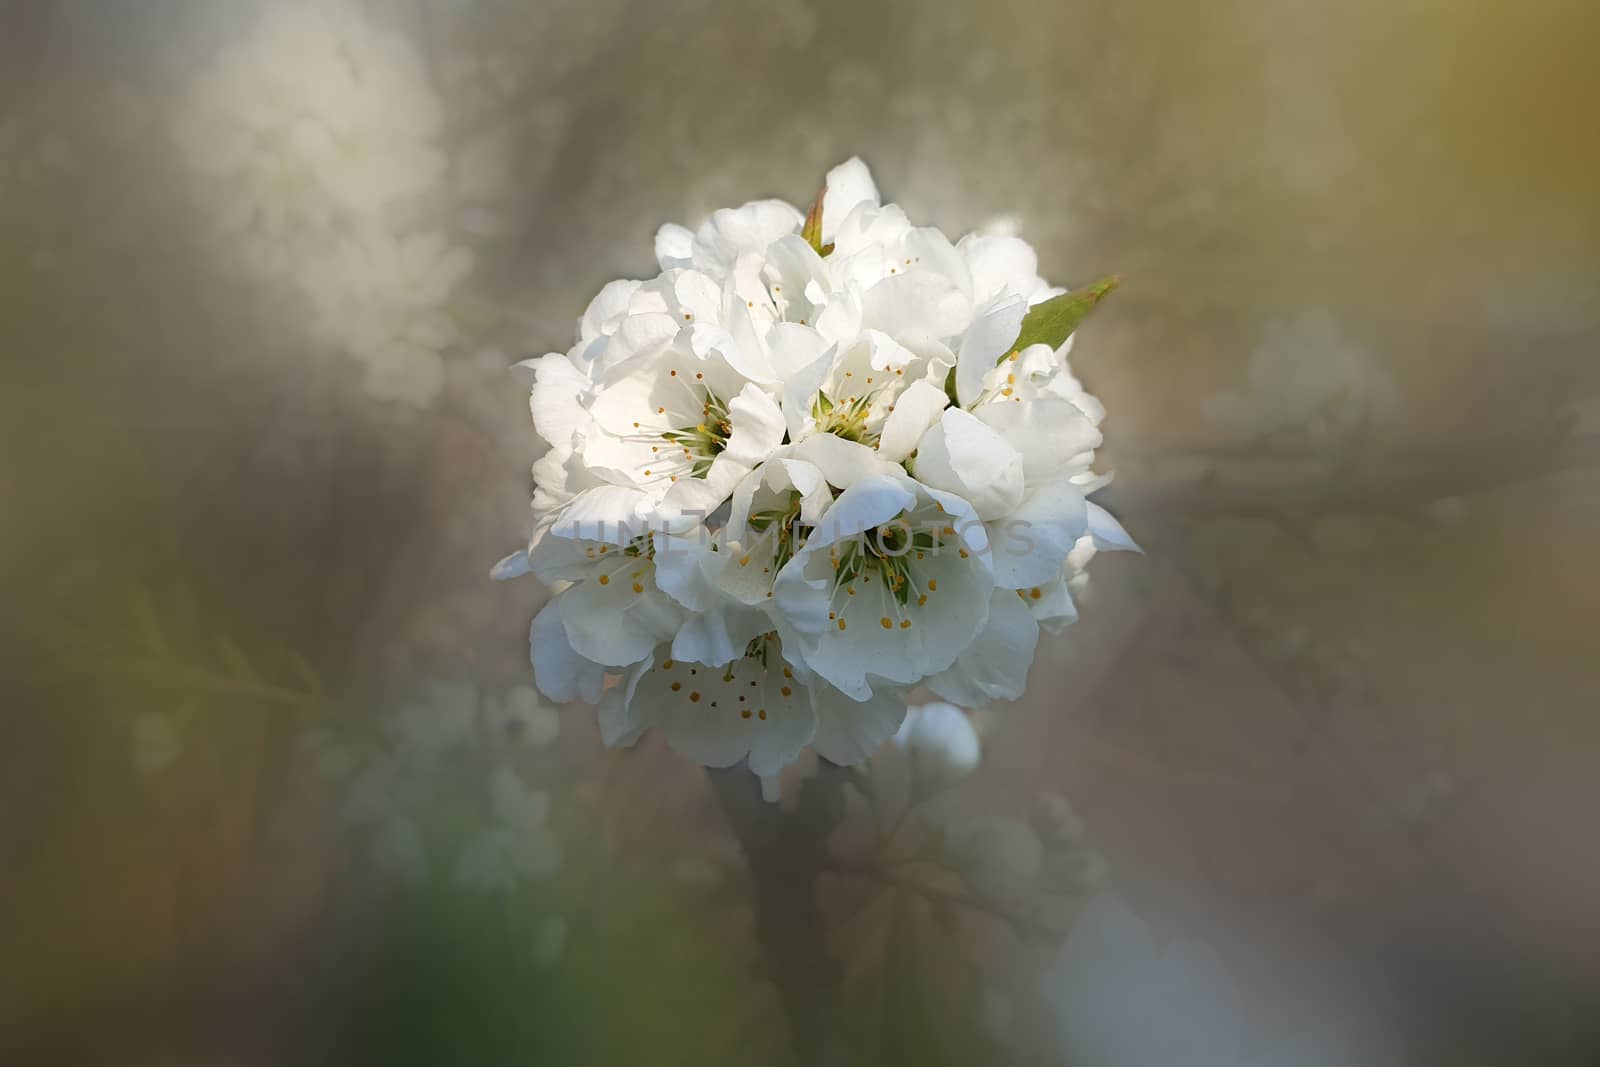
[497, 159, 1135, 779]
[173, 1, 481, 407]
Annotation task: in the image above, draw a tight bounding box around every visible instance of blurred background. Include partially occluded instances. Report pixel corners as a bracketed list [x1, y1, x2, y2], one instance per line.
[3, 0, 1598, 1063]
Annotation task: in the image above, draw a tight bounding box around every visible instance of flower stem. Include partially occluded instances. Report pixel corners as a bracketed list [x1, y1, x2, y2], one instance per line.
[707, 763, 851, 1067]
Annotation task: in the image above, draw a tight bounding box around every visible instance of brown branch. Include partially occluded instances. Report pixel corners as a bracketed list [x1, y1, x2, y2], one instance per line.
[708, 763, 850, 1067]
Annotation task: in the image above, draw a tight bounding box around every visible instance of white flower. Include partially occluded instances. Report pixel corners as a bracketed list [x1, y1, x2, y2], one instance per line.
[502, 158, 1133, 782]
[1204, 311, 1399, 447]
[131, 712, 182, 775]
[773, 472, 996, 700]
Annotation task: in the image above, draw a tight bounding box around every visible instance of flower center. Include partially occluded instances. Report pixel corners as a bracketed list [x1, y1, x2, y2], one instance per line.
[812, 390, 878, 446]
[824, 515, 953, 632]
[747, 490, 808, 572]
[660, 387, 732, 478]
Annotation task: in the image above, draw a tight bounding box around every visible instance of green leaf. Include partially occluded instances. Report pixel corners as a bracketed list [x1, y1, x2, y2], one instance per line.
[1003, 274, 1122, 363]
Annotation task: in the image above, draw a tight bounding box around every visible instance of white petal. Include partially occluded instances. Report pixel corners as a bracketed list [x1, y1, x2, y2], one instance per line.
[490, 550, 531, 581]
[988, 481, 1089, 589]
[809, 682, 908, 766]
[927, 589, 1039, 706]
[862, 271, 972, 343]
[580, 279, 642, 341]
[960, 234, 1045, 305]
[599, 659, 651, 747]
[530, 598, 607, 703]
[821, 156, 879, 244]
[782, 347, 836, 441]
[527, 351, 592, 448]
[785, 433, 902, 489]
[956, 295, 1027, 406]
[762, 234, 832, 326]
[1086, 500, 1141, 553]
[765, 322, 833, 381]
[977, 396, 1102, 484]
[650, 526, 718, 610]
[1028, 574, 1080, 634]
[694, 199, 803, 273]
[549, 485, 653, 543]
[663, 383, 787, 516]
[876, 380, 950, 462]
[558, 576, 681, 668]
[671, 604, 774, 668]
[654, 223, 694, 270]
[628, 646, 817, 775]
[799, 473, 916, 545]
[912, 408, 1025, 521]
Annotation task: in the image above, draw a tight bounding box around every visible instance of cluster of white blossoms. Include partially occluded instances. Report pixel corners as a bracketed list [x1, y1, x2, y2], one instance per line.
[497, 159, 1135, 779]
[174, 1, 483, 407]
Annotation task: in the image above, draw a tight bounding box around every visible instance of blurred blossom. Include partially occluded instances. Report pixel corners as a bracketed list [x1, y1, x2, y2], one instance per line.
[173, 0, 500, 408]
[299, 227, 472, 407]
[1204, 311, 1399, 447]
[455, 766, 562, 892]
[941, 815, 1045, 900]
[389, 679, 480, 763]
[130, 711, 183, 775]
[830, 701, 1101, 908]
[483, 685, 561, 748]
[174, 1, 447, 270]
[829, 702, 984, 862]
[1046, 895, 1388, 1067]
[302, 680, 565, 891]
